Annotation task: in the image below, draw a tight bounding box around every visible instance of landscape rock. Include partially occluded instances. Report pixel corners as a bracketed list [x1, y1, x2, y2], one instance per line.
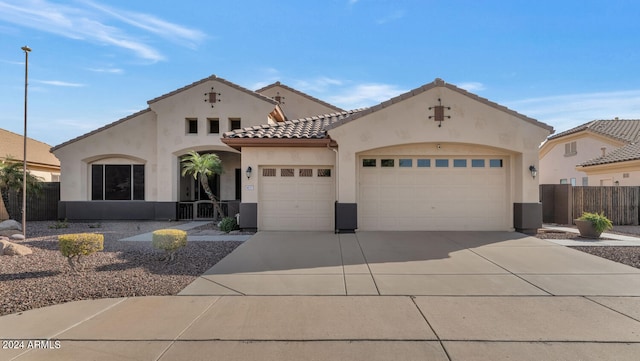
[0, 219, 22, 231]
[0, 239, 32, 256]
[10, 234, 25, 240]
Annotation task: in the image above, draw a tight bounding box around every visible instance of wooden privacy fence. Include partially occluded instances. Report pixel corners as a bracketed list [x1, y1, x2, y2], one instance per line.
[572, 186, 639, 225]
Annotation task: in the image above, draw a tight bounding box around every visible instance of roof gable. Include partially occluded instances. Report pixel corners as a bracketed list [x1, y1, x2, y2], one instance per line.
[148, 74, 277, 106]
[325, 78, 554, 132]
[255, 81, 344, 113]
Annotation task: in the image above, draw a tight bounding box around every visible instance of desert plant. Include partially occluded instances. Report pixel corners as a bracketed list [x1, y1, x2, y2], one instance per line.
[152, 229, 187, 262]
[578, 211, 613, 234]
[58, 233, 104, 271]
[219, 217, 238, 233]
[0, 158, 43, 220]
[49, 218, 69, 229]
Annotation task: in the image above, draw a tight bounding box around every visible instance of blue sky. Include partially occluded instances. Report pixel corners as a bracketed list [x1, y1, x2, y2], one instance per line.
[1, 0, 640, 147]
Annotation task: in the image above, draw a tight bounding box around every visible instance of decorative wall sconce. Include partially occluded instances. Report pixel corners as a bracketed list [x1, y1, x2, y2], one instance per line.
[204, 87, 221, 108]
[429, 98, 451, 127]
[529, 165, 537, 179]
[246, 166, 252, 179]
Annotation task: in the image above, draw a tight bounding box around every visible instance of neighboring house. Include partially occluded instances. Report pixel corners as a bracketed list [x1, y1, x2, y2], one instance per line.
[51, 76, 552, 233]
[0, 128, 61, 182]
[539, 119, 640, 186]
[0, 128, 61, 220]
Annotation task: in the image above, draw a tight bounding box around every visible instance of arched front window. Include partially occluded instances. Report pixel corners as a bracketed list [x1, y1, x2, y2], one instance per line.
[91, 164, 145, 200]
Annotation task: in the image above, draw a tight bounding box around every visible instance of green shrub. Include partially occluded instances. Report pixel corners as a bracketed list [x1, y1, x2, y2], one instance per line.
[49, 218, 69, 229]
[578, 211, 613, 233]
[152, 229, 187, 262]
[58, 233, 104, 271]
[219, 217, 238, 233]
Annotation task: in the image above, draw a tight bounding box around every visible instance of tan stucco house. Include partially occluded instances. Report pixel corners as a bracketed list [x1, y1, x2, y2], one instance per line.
[52, 76, 553, 233]
[1, 128, 60, 182]
[539, 119, 640, 186]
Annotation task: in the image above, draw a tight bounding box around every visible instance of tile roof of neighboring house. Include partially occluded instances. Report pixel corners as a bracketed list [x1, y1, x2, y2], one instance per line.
[550, 119, 640, 167]
[579, 142, 640, 167]
[325, 78, 554, 132]
[50, 108, 152, 152]
[548, 119, 640, 142]
[255, 81, 344, 113]
[223, 109, 364, 140]
[148, 74, 277, 105]
[0, 128, 60, 167]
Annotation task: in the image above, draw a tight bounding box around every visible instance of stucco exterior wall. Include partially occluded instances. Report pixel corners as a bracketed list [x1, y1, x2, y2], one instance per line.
[539, 133, 622, 185]
[328, 86, 549, 204]
[240, 147, 336, 203]
[580, 160, 640, 186]
[150, 79, 275, 202]
[258, 85, 341, 120]
[52, 110, 157, 201]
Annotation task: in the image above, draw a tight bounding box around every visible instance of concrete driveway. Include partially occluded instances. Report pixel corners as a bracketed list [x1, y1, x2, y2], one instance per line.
[180, 231, 640, 297]
[3, 231, 640, 360]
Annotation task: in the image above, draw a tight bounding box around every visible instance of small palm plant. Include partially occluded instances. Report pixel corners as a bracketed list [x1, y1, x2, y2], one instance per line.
[180, 151, 225, 218]
[578, 211, 613, 233]
[0, 158, 43, 220]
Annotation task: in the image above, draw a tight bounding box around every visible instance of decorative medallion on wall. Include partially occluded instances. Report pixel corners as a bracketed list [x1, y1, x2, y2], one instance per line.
[429, 98, 451, 127]
[204, 87, 221, 107]
[273, 92, 285, 104]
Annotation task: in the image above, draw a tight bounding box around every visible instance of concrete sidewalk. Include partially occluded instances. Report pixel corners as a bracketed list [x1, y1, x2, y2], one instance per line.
[2, 231, 640, 360]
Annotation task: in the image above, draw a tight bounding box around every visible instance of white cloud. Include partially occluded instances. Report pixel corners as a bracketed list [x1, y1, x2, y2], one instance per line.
[293, 77, 344, 93]
[34, 80, 85, 87]
[87, 67, 124, 74]
[376, 9, 405, 24]
[457, 82, 486, 92]
[0, 0, 204, 62]
[505, 90, 640, 133]
[328, 83, 407, 109]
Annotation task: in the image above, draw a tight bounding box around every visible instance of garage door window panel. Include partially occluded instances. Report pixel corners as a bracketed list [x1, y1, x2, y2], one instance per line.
[435, 159, 449, 167]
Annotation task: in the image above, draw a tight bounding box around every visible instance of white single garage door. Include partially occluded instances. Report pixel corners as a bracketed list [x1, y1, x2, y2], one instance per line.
[259, 166, 335, 231]
[359, 156, 508, 231]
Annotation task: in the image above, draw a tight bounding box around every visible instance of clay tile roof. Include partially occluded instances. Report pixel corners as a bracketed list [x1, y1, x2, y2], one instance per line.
[549, 119, 640, 142]
[579, 142, 640, 167]
[0, 128, 60, 167]
[223, 109, 364, 140]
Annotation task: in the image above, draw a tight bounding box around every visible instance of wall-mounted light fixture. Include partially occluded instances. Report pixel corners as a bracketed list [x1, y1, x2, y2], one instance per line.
[529, 165, 537, 179]
[246, 166, 252, 179]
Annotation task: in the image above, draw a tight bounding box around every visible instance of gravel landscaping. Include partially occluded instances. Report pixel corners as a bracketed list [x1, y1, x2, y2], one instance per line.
[2, 221, 640, 317]
[0, 221, 242, 316]
[536, 227, 640, 270]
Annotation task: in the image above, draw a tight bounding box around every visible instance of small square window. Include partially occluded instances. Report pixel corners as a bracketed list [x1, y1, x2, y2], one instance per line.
[560, 179, 568, 184]
[399, 159, 413, 167]
[186, 118, 198, 134]
[230, 118, 241, 131]
[318, 169, 331, 177]
[489, 159, 503, 168]
[453, 159, 467, 168]
[363, 159, 377, 167]
[281, 168, 294, 177]
[299, 169, 313, 177]
[582, 177, 589, 186]
[570, 178, 576, 186]
[263, 168, 276, 177]
[417, 159, 431, 167]
[435, 159, 449, 167]
[471, 159, 485, 167]
[208, 118, 219, 134]
[381, 159, 395, 167]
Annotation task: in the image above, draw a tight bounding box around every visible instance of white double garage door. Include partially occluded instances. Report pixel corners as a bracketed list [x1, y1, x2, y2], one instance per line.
[258, 156, 509, 231]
